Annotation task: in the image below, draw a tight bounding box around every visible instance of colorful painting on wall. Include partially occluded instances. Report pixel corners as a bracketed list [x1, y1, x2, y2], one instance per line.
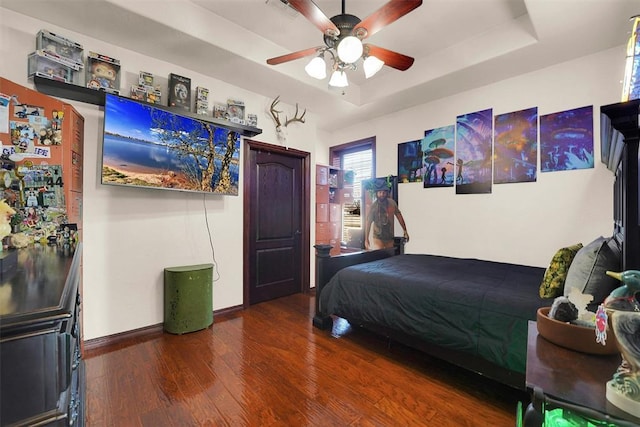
[540, 105, 594, 172]
[494, 107, 538, 184]
[422, 125, 455, 188]
[397, 140, 423, 183]
[455, 108, 493, 194]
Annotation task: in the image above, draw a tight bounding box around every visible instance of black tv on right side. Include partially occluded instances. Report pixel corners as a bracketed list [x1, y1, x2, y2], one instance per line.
[100, 93, 241, 196]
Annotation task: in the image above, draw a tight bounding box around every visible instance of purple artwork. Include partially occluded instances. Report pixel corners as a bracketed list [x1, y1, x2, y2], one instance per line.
[455, 108, 493, 194]
[422, 125, 455, 188]
[494, 107, 538, 184]
[540, 105, 594, 172]
[397, 140, 423, 183]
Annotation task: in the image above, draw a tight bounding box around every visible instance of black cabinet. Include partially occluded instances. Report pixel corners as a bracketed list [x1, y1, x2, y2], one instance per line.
[0, 245, 84, 426]
[600, 99, 640, 270]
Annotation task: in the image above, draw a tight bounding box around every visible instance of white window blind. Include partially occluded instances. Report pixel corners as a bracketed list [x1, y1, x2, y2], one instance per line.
[342, 148, 372, 199]
[330, 137, 375, 249]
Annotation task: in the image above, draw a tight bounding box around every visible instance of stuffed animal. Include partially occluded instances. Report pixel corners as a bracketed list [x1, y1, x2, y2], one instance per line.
[0, 199, 16, 246]
[549, 296, 578, 322]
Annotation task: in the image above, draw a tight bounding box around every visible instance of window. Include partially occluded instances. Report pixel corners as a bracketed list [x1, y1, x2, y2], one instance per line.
[329, 137, 375, 249]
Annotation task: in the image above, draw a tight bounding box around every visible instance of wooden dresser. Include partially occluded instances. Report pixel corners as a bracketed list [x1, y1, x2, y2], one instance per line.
[0, 244, 84, 426]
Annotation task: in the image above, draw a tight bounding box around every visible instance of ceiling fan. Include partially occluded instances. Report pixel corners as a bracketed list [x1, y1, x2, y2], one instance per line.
[266, 0, 422, 86]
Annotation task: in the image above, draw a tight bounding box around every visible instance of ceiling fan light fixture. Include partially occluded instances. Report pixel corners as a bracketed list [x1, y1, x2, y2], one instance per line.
[363, 55, 385, 78]
[328, 70, 349, 87]
[305, 55, 327, 79]
[266, 0, 421, 90]
[336, 36, 363, 64]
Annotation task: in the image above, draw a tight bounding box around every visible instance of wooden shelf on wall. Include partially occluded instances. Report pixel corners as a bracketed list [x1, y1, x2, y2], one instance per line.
[34, 75, 105, 105]
[33, 75, 263, 138]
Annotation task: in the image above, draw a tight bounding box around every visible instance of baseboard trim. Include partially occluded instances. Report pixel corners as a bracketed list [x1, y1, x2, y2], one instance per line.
[83, 304, 244, 356]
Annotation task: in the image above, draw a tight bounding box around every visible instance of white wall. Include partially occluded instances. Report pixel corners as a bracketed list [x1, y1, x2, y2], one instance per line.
[1, 8, 323, 340]
[328, 47, 624, 267]
[1, 8, 625, 340]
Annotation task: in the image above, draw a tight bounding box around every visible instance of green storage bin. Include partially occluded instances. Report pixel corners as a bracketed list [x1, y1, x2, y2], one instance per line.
[163, 263, 213, 334]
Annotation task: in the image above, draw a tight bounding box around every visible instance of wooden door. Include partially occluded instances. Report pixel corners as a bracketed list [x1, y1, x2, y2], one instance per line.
[244, 140, 310, 305]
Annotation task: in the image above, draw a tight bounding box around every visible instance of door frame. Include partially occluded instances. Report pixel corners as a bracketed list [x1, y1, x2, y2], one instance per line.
[243, 139, 311, 308]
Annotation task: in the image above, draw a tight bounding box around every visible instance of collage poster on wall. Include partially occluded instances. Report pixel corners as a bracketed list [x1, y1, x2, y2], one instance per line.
[422, 125, 455, 188]
[455, 108, 493, 194]
[494, 107, 538, 184]
[397, 140, 422, 183]
[540, 105, 594, 172]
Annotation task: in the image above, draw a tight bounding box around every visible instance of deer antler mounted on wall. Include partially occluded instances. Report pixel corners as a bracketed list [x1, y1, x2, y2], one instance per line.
[269, 96, 306, 144]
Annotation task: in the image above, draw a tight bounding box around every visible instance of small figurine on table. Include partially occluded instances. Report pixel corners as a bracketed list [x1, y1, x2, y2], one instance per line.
[25, 206, 38, 228]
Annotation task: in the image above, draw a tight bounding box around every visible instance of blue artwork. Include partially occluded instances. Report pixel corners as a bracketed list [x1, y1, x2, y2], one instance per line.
[540, 105, 594, 172]
[455, 108, 493, 194]
[397, 140, 422, 183]
[422, 125, 455, 188]
[494, 107, 538, 184]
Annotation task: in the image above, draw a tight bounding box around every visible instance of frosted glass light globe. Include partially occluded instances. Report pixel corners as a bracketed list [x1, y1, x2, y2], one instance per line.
[363, 55, 385, 78]
[337, 36, 363, 64]
[328, 70, 349, 87]
[305, 56, 327, 79]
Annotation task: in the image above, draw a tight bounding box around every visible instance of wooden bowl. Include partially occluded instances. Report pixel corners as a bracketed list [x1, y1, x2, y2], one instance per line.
[536, 307, 619, 355]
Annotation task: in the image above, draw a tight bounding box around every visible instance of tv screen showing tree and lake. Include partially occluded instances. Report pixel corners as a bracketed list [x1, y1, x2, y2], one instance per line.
[101, 93, 240, 195]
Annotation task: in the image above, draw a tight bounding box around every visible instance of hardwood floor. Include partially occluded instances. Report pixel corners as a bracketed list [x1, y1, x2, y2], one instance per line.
[84, 293, 527, 426]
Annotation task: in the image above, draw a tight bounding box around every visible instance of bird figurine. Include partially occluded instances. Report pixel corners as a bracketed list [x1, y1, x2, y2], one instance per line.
[603, 270, 640, 418]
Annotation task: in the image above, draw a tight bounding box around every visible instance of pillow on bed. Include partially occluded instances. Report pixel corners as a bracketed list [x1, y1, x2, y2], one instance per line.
[563, 236, 621, 310]
[539, 243, 583, 298]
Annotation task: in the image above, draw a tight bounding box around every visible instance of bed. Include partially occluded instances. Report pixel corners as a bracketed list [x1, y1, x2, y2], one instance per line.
[313, 99, 640, 390]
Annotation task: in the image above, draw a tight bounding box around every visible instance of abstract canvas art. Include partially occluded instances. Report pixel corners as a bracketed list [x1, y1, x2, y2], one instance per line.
[422, 125, 455, 188]
[494, 107, 538, 184]
[455, 108, 493, 194]
[540, 105, 593, 172]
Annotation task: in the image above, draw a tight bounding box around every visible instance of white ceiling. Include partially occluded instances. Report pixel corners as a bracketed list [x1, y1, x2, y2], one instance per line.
[2, 0, 638, 131]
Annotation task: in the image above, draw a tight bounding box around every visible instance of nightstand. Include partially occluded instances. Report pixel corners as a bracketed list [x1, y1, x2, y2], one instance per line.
[523, 321, 640, 426]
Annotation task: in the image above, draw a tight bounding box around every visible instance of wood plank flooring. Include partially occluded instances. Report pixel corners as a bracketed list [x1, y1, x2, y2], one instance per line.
[84, 292, 527, 426]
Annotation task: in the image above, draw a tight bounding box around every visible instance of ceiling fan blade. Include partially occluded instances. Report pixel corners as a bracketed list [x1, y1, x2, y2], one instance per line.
[365, 44, 414, 71]
[354, 0, 422, 39]
[266, 47, 321, 65]
[287, 0, 339, 37]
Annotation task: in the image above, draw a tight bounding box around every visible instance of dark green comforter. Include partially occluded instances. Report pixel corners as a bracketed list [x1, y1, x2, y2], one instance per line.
[319, 254, 550, 374]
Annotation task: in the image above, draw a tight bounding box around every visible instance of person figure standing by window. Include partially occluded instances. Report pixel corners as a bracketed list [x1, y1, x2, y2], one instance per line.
[364, 180, 409, 250]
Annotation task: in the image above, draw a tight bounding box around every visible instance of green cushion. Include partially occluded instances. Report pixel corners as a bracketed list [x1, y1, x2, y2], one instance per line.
[539, 243, 583, 298]
[563, 237, 621, 310]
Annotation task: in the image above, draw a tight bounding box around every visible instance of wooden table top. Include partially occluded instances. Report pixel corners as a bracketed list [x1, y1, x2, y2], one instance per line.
[526, 321, 640, 423]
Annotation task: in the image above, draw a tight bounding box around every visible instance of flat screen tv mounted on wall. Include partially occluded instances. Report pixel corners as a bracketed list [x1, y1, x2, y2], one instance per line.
[101, 93, 241, 195]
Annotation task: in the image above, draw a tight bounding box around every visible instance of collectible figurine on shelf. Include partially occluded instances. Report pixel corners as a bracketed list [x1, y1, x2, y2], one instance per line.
[86, 51, 120, 93]
[87, 61, 118, 90]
